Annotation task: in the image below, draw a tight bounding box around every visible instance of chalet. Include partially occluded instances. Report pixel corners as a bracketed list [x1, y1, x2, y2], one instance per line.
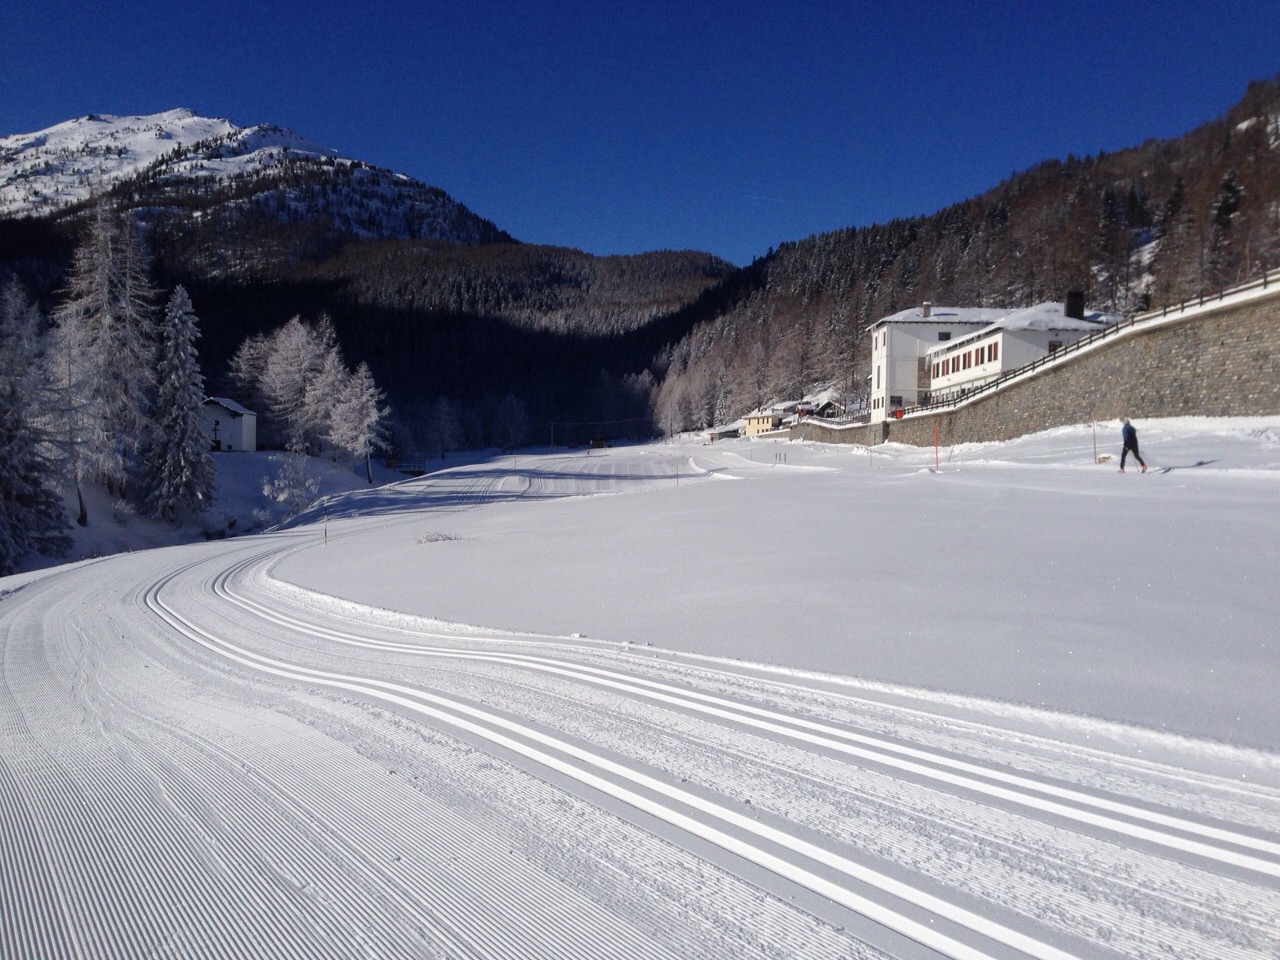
[201, 397, 257, 452]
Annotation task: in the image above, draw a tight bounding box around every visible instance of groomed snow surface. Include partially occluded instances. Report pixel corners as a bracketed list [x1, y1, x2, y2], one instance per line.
[3, 417, 1278, 959]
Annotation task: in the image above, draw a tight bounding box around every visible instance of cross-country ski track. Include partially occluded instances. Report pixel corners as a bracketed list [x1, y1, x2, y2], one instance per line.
[3, 438, 1280, 958]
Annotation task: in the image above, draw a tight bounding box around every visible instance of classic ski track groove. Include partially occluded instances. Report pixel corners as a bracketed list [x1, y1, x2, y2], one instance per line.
[5, 449, 1278, 960]
[4, 562, 681, 960]
[144, 550, 1084, 960]
[215, 550, 1280, 883]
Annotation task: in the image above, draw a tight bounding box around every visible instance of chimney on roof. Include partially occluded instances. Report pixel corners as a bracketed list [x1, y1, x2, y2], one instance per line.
[921, 301, 932, 318]
[1064, 291, 1085, 320]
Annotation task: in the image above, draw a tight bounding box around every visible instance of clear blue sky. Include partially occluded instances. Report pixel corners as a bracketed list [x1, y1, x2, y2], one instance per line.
[4, 1, 1278, 265]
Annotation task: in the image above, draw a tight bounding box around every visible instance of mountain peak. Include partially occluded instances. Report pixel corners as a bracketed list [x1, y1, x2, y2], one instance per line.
[0, 109, 339, 217]
[0, 109, 511, 263]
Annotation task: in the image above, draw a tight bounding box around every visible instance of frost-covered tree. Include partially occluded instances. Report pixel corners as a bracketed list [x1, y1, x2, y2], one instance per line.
[226, 331, 271, 425]
[49, 206, 159, 504]
[304, 342, 350, 449]
[327, 361, 388, 482]
[229, 314, 389, 472]
[232, 314, 339, 451]
[143, 286, 215, 522]
[0, 281, 71, 572]
[261, 451, 318, 521]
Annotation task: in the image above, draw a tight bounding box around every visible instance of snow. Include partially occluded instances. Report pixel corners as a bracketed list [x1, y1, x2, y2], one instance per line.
[0, 109, 343, 216]
[873, 304, 1009, 326]
[983, 301, 1117, 331]
[273, 417, 1280, 753]
[3, 416, 1279, 958]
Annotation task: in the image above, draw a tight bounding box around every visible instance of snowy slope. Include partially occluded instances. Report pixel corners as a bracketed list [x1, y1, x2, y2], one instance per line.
[0, 109, 330, 216]
[0, 109, 507, 246]
[2, 418, 1278, 959]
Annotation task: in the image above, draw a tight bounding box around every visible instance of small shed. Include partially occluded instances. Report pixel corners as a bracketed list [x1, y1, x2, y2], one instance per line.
[813, 399, 845, 418]
[202, 397, 257, 452]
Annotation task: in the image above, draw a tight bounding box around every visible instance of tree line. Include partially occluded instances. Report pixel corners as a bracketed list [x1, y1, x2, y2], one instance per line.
[0, 206, 389, 574]
[653, 75, 1280, 432]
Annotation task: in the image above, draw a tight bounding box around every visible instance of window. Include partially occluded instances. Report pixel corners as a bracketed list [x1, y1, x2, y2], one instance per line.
[938, 331, 951, 341]
[889, 395, 902, 407]
[992, 342, 999, 361]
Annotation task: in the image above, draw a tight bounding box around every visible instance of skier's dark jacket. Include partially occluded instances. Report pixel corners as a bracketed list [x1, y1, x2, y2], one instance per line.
[1122, 423, 1139, 449]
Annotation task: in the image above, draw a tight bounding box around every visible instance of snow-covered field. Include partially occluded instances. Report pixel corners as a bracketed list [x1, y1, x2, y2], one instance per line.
[3, 417, 1278, 958]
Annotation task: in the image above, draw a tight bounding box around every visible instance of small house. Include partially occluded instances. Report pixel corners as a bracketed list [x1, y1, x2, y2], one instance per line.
[743, 411, 783, 436]
[202, 397, 257, 452]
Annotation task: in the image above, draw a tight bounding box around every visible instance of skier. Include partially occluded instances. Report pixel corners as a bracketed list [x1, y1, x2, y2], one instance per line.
[1119, 417, 1146, 473]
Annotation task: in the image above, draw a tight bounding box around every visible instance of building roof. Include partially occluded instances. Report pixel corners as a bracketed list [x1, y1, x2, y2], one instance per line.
[925, 302, 1121, 354]
[986, 301, 1116, 332]
[869, 304, 1010, 330]
[204, 396, 255, 417]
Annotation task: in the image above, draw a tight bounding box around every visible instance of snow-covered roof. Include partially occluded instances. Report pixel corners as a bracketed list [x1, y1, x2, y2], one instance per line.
[925, 302, 1121, 354]
[204, 397, 255, 417]
[986, 302, 1117, 332]
[801, 385, 842, 408]
[869, 305, 1010, 329]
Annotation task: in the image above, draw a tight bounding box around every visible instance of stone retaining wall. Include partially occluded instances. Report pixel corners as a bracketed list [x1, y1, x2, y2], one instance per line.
[793, 289, 1280, 448]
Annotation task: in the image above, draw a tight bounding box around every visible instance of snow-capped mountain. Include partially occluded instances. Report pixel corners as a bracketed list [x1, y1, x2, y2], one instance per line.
[0, 109, 334, 216]
[0, 109, 509, 263]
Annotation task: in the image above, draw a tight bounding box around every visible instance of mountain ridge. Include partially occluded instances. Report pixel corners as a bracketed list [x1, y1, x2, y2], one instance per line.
[4, 80, 1279, 450]
[0, 108, 511, 259]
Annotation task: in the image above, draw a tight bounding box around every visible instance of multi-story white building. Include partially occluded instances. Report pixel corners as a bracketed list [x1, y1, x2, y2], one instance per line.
[867, 303, 1007, 422]
[925, 302, 1118, 403]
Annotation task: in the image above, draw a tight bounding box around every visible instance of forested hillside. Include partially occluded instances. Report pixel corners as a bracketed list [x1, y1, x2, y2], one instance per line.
[652, 76, 1280, 432]
[177, 242, 734, 453]
[4, 78, 1279, 452]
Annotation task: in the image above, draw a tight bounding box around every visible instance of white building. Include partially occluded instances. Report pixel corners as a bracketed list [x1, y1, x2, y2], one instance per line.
[867, 303, 1008, 422]
[201, 397, 257, 452]
[925, 302, 1118, 403]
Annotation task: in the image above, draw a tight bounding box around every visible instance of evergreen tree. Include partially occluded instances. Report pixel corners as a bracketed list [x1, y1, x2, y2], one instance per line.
[144, 286, 215, 522]
[495, 392, 530, 449]
[427, 397, 462, 458]
[0, 281, 71, 573]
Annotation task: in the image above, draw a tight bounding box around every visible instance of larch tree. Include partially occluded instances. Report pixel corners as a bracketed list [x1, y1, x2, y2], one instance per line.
[327, 361, 388, 482]
[144, 286, 215, 522]
[255, 315, 333, 452]
[49, 205, 159, 512]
